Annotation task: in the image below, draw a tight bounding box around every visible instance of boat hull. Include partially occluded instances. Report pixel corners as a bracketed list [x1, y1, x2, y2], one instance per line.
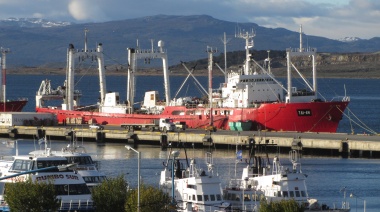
[0, 100, 27, 112]
[36, 100, 348, 133]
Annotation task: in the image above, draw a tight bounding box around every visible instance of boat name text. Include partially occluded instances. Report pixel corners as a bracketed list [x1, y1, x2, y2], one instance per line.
[297, 109, 312, 116]
[35, 174, 80, 181]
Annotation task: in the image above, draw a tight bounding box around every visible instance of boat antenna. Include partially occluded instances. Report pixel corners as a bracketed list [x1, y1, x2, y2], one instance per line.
[220, 32, 231, 82]
[299, 25, 303, 52]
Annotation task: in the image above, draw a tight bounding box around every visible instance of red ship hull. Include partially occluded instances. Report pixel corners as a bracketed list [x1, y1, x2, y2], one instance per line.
[36, 100, 348, 133]
[0, 100, 28, 112]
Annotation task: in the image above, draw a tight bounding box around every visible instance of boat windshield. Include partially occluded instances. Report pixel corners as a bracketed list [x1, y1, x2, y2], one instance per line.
[65, 156, 93, 165]
[34, 159, 68, 170]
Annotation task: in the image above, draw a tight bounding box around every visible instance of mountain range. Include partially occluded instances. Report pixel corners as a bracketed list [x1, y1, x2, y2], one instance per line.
[0, 15, 379, 69]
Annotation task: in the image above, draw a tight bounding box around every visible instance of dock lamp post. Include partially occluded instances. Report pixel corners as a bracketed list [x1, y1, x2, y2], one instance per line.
[125, 145, 140, 212]
[350, 193, 366, 212]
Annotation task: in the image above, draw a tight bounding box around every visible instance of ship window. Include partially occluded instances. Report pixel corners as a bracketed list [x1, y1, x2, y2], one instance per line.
[283, 191, 288, 197]
[295, 191, 300, 197]
[244, 194, 250, 201]
[277, 191, 282, 197]
[216, 194, 222, 201]
[12, 159, 32, 172]
[36, 159, 68, 169]
[55, 183, 91, 195]
[204, 195, 209, 201]
[301, 191, 306, 197]
[193, 195, 196, 201]
[210, 195, 215, 201]
[197, 195, 202, 201]
[290, 191, 295, 197]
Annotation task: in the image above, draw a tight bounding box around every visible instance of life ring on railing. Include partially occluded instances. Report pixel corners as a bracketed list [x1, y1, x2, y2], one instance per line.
[206, 112, 210, 119]
[193, 205, 198, 212]
[326, 114, 332, 121]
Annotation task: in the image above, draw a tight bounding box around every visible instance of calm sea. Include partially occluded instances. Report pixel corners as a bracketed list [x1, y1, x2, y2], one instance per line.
[7, 74, 380, 134]
[0, 140, 378, 211]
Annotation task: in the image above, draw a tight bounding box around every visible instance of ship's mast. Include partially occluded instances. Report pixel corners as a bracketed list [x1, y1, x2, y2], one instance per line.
[0, 48, 10, 106]
[127, 40, 170, 114]
[207, 46, 217, 126]
[221, 32, 231, 82]
[66, 30, 106, 110]
[285, 25, 317, 103]
[235, 29, 255, 75]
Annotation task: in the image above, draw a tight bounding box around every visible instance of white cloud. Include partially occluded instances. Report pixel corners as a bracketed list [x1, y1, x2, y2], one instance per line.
[68, 0, 108, 21]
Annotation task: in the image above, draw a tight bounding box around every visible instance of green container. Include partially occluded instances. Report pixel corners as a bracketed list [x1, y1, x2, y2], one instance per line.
[235, 121, 252, 131]
[228, 122, 237, 131]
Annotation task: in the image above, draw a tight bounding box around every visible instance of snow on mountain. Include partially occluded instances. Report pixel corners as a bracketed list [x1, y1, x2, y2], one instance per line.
[337, 37, 362, 42]
[0, 18, 72, 28]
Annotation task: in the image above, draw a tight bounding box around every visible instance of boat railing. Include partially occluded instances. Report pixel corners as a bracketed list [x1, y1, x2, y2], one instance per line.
[226, 178, 257, 190]
[59, 199, 94, 211]
[330, 96, 350, 102]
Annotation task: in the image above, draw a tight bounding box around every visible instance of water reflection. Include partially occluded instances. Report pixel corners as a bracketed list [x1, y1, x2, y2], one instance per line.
[1, 139, 380, 211]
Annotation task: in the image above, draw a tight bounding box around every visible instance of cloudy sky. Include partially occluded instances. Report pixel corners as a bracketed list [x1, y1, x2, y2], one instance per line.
[0, 0, 379, 39]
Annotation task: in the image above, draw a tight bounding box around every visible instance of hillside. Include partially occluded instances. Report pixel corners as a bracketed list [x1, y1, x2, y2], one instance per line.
[1, 15, 380, 70]
[10, 50, 380, 79]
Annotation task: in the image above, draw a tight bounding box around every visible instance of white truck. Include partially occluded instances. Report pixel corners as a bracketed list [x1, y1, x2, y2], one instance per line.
[121, 118, 176, 132]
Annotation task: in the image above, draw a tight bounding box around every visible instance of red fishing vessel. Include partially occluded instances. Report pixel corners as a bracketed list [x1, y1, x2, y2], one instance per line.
[0, 48, 27, 112]
[36, 27, 349, 133]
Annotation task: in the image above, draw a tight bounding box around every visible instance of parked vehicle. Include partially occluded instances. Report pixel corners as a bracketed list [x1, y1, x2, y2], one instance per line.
[121, 118, 176, 132]
[89, 123, 104, 130]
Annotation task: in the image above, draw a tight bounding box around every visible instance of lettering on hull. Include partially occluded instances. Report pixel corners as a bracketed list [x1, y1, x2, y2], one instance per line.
[297, 109, 312, 116]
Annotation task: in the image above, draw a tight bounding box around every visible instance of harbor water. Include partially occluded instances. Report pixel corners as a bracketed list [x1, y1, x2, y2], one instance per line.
[0, 140, 378, 211]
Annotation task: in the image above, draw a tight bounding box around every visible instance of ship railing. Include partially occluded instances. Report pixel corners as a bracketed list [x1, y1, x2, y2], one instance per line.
[226, 179, 257, 190]
[135, 48, 166, 54]
[230, 204, 258, 212]
[330, 96, 350, 102]
[59, 199, 94, 210]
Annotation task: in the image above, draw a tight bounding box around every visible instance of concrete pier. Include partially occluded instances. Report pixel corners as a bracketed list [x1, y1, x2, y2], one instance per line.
[0, 126, 379, 158]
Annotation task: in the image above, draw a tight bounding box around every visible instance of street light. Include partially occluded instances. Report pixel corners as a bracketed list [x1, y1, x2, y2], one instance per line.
[125, 145, 141, 212]
[350, 193, 366, 212]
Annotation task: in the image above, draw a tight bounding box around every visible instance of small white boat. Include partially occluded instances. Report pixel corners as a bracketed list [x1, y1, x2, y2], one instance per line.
[29, 134, 107, 191]
[159, 150, 230, 212]
[224, 141, 350, 212]
[0, 152, 94, 211]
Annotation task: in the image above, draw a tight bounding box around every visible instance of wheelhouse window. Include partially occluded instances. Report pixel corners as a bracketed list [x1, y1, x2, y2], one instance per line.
[11, 159, 32, 172]
[283, 191, 288, 197]
[301, 191, 306, 197]
[290, 191, 295, 197]
[55, 183, 91, 195]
